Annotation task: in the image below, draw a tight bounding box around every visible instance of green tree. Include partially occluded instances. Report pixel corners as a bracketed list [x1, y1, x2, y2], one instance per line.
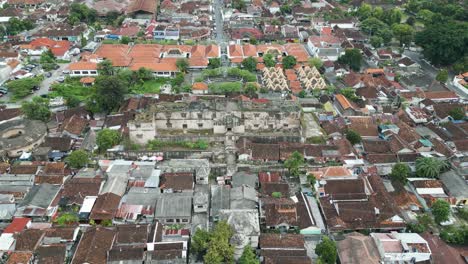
[191, 228, 211, 257]
[308, 57, 323, 69]
[415, 21, 468, 66]
[383, 8, 402, 25]
[243, 83, 257, 98]
[449, 107, 465, 120]
[340, 87, 359, 101]
[298, 90, 307, 98]
[357, 3, 372, 20]
[94, 75, 127, 112]
[232, 0, 246, 10]
[315, 236, 337, 264]
[7, 77, 42, 99]
[40, 49, 56, 64]
[346, 130, 362, 145]
[96, 128, 121, 152]
[415, 157, 446, 178]
[263, 53, 276, 67]
[249, 37, 258, 45]
[176, 58, 189, 73]
[370, 36, 383, 48]
[5, 18, 34, 35]
[436, 69, 449, 82]
[21, 96, 51, 122]
[307, 174, 316, 187]
[417, 9, 435, 24]
[338, 49, 362, 71]
[65, 150, 90, 169]
[97, 59, 114, 75]
[241, 57, 258, 72]
[392, 24, 414, 47]
[271, 192, 282, 198]
[406, 16, 416, 26]
[280, 4, 292, 14]
[55, 212, 79, 226]
[120, 36, 131, 44]
[239, 246, 259, 264]
[372, 6, 384, 20]
[282, 55, 297, 69]
[360, 17, 392, 44]
[284, 151, 304, 177]
[432, 199, 451, 224]
[203, 221, 234, 264]
[440, 226, 468, 245]
[390, 163, 410, 184]
[208, 58, 221, 69]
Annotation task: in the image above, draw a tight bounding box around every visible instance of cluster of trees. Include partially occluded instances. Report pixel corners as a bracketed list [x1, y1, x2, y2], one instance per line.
[340, 87, 360, 102]
[1, 18, 34, 36]
[337, 49, 362, 71]
[65, 150, 90, 169]
[96, 129, 121, 153]
[415, 157, 449, 178]
[7, 76, 42, 100]
[315, 236, 337, 264]
[284, 151, 305, 177]
[441, 225, 468, 245]
[69, 3, 97, 25]
[191, 221, 235, 263]
[40, 49, 58, 71]
[389, 157, 449, 184]
[357, 4, 405, 48]
[345, 129, 362, 145]
[21, 96, 51, 122]
[403, 0, 468, 66]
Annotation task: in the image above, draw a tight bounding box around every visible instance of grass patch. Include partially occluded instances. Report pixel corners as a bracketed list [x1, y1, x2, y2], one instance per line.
[208, 82, 242, 94]
[49, 79, 91, 101]
[130, 79, 165, 94]
[306, 136, 326, 144]
[147, 139, 209, 150]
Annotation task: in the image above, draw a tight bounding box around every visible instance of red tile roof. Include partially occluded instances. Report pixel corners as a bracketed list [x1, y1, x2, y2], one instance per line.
[3, 217, 30, 234]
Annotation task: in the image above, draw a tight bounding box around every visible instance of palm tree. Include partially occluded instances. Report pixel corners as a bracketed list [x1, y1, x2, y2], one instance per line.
[415, 157, 446, 178]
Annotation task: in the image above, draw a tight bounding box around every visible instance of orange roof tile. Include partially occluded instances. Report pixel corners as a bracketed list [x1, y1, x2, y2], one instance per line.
[189, 57, 209, 67]
[335, 94, 353, 110]
[68, 62, 97, 71]
[80, 77, 95, 84]
[192, 82, 208, 90]
[130, 62, 178, 72]
[229, 44, 243, 57]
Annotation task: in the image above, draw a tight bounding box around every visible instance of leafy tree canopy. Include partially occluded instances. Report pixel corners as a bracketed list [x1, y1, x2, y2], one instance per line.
[96, 129, 121, 152]
[338, 49, 362, 71]
[94, 75, 127, 112]
[241, 57, 258, 72]
[346, 129, 362, 145]
[21, 96, 51, 122]
[282, 55, 297, 69]
[315, 236, 337, 264]
[431, 199, 451, 224]
[284, 151, 304, 177]
[415, 21, 468, 66]
[65, 150, 90, 169]
[390, 163, 411, 184]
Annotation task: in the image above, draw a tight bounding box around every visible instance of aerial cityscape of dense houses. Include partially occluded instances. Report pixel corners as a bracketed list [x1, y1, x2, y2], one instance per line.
[0, 0, 467, 263]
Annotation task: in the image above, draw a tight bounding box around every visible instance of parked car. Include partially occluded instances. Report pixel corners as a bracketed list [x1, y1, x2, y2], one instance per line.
[32, 85, 40, 91]
[26, 64, 36, 68]
[45, 72, 52, 78]
[57, 77, 65, 83]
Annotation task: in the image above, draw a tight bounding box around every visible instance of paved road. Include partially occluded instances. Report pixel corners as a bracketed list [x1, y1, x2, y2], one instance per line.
[213, 0, 229, 67]
[403, 50, 468, 99]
